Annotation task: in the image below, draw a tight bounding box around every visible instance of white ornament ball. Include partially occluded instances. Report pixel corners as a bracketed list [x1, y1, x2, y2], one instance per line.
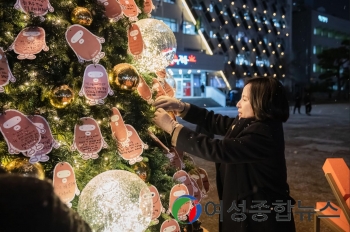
[77, 170, 152, 232]
[133, 18, 177, 73]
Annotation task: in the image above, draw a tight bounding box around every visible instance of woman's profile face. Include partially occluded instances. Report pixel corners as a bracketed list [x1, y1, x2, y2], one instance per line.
[236, 84, 254, 119]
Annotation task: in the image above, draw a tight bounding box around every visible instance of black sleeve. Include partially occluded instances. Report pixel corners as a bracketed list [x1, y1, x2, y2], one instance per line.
[174, 125, 275, 164]
[182, 104, 237, 136]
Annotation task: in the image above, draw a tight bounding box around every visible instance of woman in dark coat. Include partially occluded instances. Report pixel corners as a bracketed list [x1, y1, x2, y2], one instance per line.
[153, 77, 296, 232]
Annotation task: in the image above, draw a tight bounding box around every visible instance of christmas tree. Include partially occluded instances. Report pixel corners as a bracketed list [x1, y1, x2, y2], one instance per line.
[0, 0, 211, 231]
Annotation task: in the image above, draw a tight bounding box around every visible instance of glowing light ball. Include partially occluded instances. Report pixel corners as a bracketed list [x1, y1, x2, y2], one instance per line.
[133, 18, 177, 73]
[77, 170, 152, 232]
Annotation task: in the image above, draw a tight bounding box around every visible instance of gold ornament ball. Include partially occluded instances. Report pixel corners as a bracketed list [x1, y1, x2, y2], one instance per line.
[71, 7, 93, 26]
[131, 161, 150, 182]
[113, 63, 140, 90]
[49, 85, 74, 109]
[5, 158, 45, 180]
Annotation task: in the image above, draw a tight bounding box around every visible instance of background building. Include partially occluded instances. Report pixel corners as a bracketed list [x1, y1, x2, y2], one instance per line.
[292, 4, 350, 90]
[152, 0, 293, 104]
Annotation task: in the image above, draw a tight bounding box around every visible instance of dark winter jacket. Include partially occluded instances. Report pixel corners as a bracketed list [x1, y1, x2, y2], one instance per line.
[0, 175, 91, 232]
[172, 104, 296, 232]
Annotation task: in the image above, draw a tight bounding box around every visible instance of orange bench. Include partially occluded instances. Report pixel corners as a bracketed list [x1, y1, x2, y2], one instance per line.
[314, 158, 350, 232]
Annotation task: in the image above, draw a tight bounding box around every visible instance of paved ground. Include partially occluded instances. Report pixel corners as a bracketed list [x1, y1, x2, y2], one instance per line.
[177, 103, 350, 232]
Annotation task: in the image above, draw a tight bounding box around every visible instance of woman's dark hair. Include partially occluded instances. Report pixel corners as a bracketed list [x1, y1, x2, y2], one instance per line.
[245, 77, 289, 122]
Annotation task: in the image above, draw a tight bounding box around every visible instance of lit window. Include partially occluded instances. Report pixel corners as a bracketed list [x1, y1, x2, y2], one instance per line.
[182, 21, 197, 35]
[153, 16, 178, 32]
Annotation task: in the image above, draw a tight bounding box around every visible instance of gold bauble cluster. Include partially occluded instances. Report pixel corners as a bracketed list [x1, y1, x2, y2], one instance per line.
[5, 158, 45, 180]
[113, 63, 140, 90]
[71, 7, 93, 26]
[49, 85, 74, 108]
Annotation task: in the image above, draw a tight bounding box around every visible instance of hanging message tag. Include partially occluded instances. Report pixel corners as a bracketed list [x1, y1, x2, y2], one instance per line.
[167, 148, 184, 170]
[128, 24, 144, 58]
[0, 109, 44, 156]
[53, 162, 80, 208]
[117, 124, 148, 165]
[27, 115, 60, 164]
[173, 170, 194, 196]
[14, 0, 54, 17]
[168, 184, 190, 220]
[148, 185, 165, 224]
[190, 177, 203, 202]
[152, 78, 167, 99]
[143, 0, 155, 17]
[66, 24, 105, 64]
[8, 27, 49, 60]
[118, 0, 140, 22]
[160, 219, 181, 232]
[197, 167, 210, 193]
[110, 107, 129, 145]
[137, 75, 152, 104]
[79, 64, 114, 105]
[98, 0, 123, 22]
[159, 78, 175, 97]
[71, 117, 108, 160]
[189, 169, 206, 196]
[0, 48, 16, 92]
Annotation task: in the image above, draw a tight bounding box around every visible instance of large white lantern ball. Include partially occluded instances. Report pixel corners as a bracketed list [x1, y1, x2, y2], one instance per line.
[133, 18, 177, 73]
[77, 170, 152, 232]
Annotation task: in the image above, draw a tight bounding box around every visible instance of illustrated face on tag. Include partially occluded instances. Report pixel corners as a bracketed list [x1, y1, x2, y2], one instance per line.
[0, 48, 16, 92]
[143, 0, 154, 14]
[160, 219, 181, 232]
[197, 168, 210, 193]
[139, 187, 153, 218]
[155, 69, 166, 78]
[0, 110, 42, 155]
[189, 169, 204, 194]
[118, 0, 140, 18]
[14, 0, 54, 17]
[148, 185, 163, 220]
[80, 64, 113, 105]
[173, 170, 194, 196]
[65, 24, 105, 63]
[10, 27, 49, 60]
[98, 0, 123, 21]
[167, 148, 183, 170]
[53, 162, 79, 207]
[128, 24, 144, 57]
[110, 107, 128, 142]
[117, 124, 146, 164]
[169, 184, 190, 217]
[72, 117, 107, 160]
[28, 115, 59, 163]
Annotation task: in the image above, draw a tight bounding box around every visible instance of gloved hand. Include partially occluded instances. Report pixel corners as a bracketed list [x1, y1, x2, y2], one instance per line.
[153, 108, 179, 134]
[152, 96, 185, 112]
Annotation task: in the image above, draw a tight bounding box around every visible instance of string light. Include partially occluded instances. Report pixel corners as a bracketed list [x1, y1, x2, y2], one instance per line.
[230, 45, 233, 49]
[264, 73, 267, 76]
[243, 72, 247, 75]
[279, 65, 282, 68]
[254, 7, 257, 11]
[232, 72, 235, 75]
[228, 61, 231, 64]
[254, 73, 257, 76]
[282, 15, 285, 18]
[231, 1, 234, 5]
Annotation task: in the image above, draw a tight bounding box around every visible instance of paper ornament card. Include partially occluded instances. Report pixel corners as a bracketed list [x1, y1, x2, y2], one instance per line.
[98, 0, 123, 22]
[168, 184, 190, 219]
[118, 0, 141, 21]
[0, 109, 44, 156]
[128, 24, 144, 58]
[166, 148, 184, 170]
[110, 107, 129, 146]
[152, 78, 167, 99]
[71, 117, 108, 160]
[66, 24, 105, 64]
[143, 0, 155, 17]
[27, 115, 60, 163]
[53, 162, 80, 208]
[8, 27, 49, 60]
[14, 0, 54, 17]
[197, 167, 210, 193]
[148, 185, 165, 224]
[160, 219, 181, 232]
[137, 75, 152, 104]
[79, 64, 114, 105]
[117, 124, 148, 165]
[0, 48, 16, 92]
[173, 170, 194, 196]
